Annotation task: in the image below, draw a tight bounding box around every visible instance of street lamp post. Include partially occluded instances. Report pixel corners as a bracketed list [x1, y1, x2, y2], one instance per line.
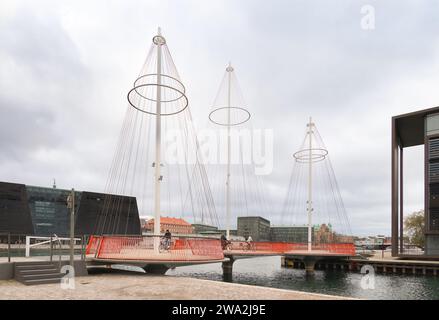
[67, 189, 75, 267]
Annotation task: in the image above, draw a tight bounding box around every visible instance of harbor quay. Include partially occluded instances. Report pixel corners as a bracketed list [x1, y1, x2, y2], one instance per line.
[2, 1, 439, 303]
[0, 272, 351, 300]
[282, 256, 439, 276]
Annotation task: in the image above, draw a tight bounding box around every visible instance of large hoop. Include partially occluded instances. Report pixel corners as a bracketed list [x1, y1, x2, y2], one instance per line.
[132, 74, 186, 103]
[293, 148, 328, 163]
[127, 74, 188, 116]
[208, 106, 251, 126]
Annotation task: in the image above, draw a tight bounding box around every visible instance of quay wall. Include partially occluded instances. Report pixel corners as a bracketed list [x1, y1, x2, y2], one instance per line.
[282, 256, 439, 276]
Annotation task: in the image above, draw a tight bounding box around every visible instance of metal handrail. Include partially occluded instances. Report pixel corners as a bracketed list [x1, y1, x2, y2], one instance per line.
[53, 234, 63, 268]
[25, 235, 81, 257]
[1, 233, 87, 263]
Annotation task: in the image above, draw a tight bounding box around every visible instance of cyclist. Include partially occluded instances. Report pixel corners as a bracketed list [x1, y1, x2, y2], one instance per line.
[163, 229, 172, 250]
[246, 235, 253, 250]
[220, 234, 231, 250]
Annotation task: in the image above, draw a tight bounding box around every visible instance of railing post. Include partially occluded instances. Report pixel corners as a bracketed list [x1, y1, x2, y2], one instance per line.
[50, 236, 53, 262]
[7, 233, 11, 263]
[81, 235, 85, 260]
[95, 236, 104, 259]
[25, 236, 30, 258]
[58, 238, 62, 269]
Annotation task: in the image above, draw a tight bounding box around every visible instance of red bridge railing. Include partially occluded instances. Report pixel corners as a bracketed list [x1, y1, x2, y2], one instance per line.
[227, 241, 355, 255]
[86, 235, 101, 255]
[88, 235, 224, 262]
[86, 236, 355, 262]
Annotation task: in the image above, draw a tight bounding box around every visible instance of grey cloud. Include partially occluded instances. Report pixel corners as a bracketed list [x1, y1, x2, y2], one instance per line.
[1, 0, 436, 236]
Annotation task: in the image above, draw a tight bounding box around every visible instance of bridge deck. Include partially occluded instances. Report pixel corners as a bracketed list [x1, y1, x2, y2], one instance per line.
[86, 236, 356, 264]
[87, 255, 228, 267]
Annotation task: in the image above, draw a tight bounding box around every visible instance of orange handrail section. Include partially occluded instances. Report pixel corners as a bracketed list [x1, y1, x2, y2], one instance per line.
[88, 235, 224, 262]
[85, 235, 101, 255]
[227, 241, 355, 255]
[86, 236, 355, 262]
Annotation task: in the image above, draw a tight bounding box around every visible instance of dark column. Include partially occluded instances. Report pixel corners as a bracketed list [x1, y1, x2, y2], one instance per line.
[400, 147, 404, 253]
[424, 136, 429, 253]
[222, 257, 234, 282]
[391, 118, 400, 257]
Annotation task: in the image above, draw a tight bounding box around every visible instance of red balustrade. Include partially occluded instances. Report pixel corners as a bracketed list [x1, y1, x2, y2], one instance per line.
[227, 241, 355, 255]
[86, 235, 355, 262]
[89, 235, 224, 262]
[85, 235, 101, 255]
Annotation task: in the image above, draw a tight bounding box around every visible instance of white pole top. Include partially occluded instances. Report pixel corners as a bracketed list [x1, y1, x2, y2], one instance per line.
[153, 27, 166, 45]
[226, 61, 234, 72]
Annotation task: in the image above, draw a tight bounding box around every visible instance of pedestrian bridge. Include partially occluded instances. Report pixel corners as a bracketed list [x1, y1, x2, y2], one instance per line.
[86, 235, 355, 275]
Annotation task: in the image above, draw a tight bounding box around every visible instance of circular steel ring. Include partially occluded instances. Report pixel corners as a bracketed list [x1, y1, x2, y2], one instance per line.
[133, 74, 186, 104]
[153, 35, 166, 45]
[293, 148, 328, 163]
[127, 83, 188, 116]
[208, 106, 251, 126]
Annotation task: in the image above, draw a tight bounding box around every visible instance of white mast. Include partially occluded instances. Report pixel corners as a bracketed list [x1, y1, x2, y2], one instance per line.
[126, 28, 188, 249]
[153, 28, 165, 251]
[307, 117, 313, 251]
[208, 63, 250, 240]
[226, 62, 233, 239]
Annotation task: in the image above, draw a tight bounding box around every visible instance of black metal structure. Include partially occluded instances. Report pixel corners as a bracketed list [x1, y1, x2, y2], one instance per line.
[0, 182, 34, 235]
[392, 106, 439, 257]
[0, 181, 141, 237]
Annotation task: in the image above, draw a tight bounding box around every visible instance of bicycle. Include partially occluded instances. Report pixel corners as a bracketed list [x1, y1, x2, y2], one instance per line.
[222, 240, 232, 251]
[243, 242, 254, 251]
[159, 237, 171, 252]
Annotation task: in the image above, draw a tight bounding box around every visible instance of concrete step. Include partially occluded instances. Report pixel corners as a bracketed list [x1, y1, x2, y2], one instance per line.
[15, 261, 55, 266]
[14, 262, 62, 285]
[21, 273, 64, 281]
[22, 277, 63, 286]
[16, 264, 56, 270]
[19, 268, 59, 275]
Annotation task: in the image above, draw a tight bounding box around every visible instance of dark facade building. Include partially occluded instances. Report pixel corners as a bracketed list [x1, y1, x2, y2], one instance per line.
[0, 182, 34, 235]
[237, 216, 271, 241]
[392, 107, 439, 257]
[0, 181, 141, 237]
[270, 226, 308, 243]
[192, 223, 219, 235]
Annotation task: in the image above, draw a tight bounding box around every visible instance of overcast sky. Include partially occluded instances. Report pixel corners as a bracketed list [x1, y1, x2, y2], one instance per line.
[1, 0, 439, 236]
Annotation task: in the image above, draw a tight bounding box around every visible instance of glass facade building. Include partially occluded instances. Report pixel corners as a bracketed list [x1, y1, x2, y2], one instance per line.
[27, 186, 81, 236]
[270, 226, 309, 243]
[0, 181, 141, 236]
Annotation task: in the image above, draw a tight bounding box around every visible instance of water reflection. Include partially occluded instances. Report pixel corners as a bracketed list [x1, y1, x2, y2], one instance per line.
[166, 256, 439, 300]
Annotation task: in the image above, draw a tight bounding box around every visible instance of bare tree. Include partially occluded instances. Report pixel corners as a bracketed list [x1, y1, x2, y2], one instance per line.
[404, 210, 425, 249]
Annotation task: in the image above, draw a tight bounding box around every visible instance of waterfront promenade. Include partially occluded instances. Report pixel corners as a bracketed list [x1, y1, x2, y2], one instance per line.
[0, 273, 351, 300]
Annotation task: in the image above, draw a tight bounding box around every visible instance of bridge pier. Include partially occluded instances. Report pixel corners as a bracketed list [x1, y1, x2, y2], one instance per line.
[143, 264, 169, 275]
[222, 258, 234, 282]
[303, 257, 317, 275]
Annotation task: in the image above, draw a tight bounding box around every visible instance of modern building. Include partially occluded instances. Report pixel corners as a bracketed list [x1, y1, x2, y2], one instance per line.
[145, 217, 193, 234]
[237, 216, 271, 241]
[192, 223, 218, 235]
[0, 181, 141, 237]
[270, 226, 308, 243]
[392, 107, 439, 257]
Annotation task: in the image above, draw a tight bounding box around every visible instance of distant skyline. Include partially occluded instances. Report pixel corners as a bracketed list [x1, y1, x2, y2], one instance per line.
[1, 0, 439, 236]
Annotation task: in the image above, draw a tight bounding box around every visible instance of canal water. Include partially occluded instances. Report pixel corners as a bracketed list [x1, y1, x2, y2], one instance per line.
[166, 256, 439, 300]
